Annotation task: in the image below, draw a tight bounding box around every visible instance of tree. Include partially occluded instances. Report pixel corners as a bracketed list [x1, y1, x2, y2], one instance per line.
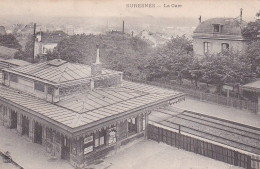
[15, 35, 34, 62]
[0, 34, 21, 50]
[188, 58, 202, 88]
[145, 35, 193, 83]
[245, 40, 260, 76]
[47, 32, 153, 79]
[201, 52, 253, 93]
[241, 12, 260, 76]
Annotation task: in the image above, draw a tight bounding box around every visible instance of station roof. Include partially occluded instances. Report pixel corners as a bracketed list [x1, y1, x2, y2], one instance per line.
[3, 59, 119, 85]
[242, 80, 260, 93]
[0, 80, 184, 133]
[150, 109, 260, 155]
[0, 58, 30, 69]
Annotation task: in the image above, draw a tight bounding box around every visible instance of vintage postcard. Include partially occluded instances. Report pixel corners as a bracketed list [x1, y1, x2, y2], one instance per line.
[0, 0, 260, 169]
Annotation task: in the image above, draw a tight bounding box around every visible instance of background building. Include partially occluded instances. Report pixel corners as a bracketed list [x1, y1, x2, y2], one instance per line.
[34, 30, 68, 58]
[193, 17, 248, 57]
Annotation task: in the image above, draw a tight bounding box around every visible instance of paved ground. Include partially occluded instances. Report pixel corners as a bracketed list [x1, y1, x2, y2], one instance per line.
[174, 98, 260, 128]
[0, 125, 242, 169]
[96, 140, 242, 169]
[0, 126, 74, 169]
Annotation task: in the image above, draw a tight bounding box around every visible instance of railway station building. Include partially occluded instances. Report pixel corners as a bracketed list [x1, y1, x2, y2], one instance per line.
[0, 48, 185, 168]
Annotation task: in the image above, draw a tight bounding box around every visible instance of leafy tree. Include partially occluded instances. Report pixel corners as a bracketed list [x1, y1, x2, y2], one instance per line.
[242, 20, 260, 40]
[47, 32, 153, 79]
[145, 35, 193, 83]
[0, 34, 21, 50]
[201, 52, 253, 93]
[188, 58, 202, 88]
[15, 35, 34, 62]
[245, 40, 260, 76]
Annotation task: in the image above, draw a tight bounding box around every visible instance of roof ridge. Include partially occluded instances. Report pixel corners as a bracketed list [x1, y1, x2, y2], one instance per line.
[57, 62, 70, 83]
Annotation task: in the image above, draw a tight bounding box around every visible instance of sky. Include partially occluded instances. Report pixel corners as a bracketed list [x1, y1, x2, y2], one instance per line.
[0, 0, 259, 21]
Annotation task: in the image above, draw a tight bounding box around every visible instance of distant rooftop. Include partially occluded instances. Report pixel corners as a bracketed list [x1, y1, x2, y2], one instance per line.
[37, 30, 69, 43]
[4, 59, 119, 85]
[193, 18, 247, 36]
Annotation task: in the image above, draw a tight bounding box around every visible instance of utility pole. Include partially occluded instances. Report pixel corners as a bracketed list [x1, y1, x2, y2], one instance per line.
[32, 23, 36, 63]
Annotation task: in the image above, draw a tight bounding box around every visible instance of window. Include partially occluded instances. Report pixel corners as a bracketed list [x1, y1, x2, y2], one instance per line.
[84, 146, 93, 155]
[203, 42, 210, 54]
[221, 43, 229, 51]
[128, 117, 137, 134]
[47, 86, 54, 95]
[10, 74, 18, 83]
[94, 130, 105, 148]
[108, 127, 117, 145]
[83, 135, 94, 155]
[84, 135, 93, 144]
[213, 24, 220, 33]
[34, 82, 45, 92]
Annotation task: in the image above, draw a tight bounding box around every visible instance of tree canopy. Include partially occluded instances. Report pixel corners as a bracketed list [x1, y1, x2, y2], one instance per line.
[0, 34, 21, 50]
[47, 32, 153, 79]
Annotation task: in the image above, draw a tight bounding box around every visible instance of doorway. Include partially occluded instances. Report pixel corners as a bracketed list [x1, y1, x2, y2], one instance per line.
[61, 135, 70, 160]
[10, 110, 17, 129]
[34, 121, 42, 144]
[22, 115, 29, 136]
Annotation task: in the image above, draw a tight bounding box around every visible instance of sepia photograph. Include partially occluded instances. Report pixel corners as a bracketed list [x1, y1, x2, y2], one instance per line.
[0, 0, 260, 169]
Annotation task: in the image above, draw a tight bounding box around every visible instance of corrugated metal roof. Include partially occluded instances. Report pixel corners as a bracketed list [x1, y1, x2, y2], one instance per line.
[5, 59, 116, 84]
[0, 58, 30, 67]
[0, 80, 184, 130]
[0, 85, 77, 128]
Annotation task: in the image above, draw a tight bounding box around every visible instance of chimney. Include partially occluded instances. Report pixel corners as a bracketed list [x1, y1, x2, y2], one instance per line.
[240, 8, 243, 22]
[131, 31, 134, 38]
[199, 16, 202, 24]
[122, 20, 125, 33]
[91, 44, 102, 76]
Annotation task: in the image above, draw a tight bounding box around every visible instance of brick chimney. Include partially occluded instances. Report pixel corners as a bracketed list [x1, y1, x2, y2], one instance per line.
[91, 44, 102, 76]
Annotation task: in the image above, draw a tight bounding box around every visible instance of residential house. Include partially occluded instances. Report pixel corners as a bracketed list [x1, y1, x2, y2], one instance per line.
[193, 17, 248, 57]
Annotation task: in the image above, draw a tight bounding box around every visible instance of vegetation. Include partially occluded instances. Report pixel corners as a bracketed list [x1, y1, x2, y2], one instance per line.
[0, 34, 21, 50]
[14, 12, 260, 96]
[45, 32, 257, 95]
[14, 35, 34, 62]
[47, 32, 153, 78]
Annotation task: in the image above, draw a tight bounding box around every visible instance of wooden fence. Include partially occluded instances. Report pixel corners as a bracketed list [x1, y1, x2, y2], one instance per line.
[124, 77, 258, 113]
[148, 124, 255, 169]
